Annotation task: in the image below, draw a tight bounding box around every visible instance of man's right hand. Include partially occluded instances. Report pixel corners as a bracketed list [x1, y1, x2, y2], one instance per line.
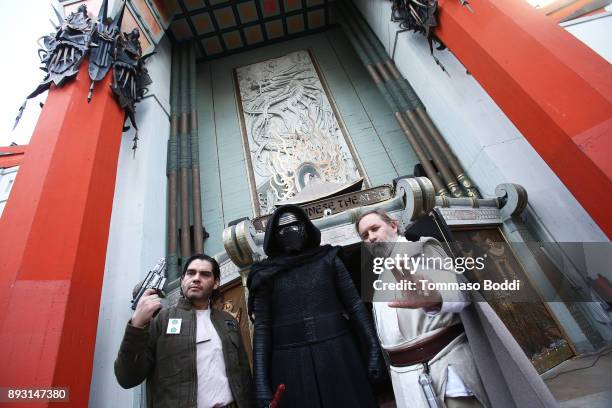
[130, 288, 162, 328]
[388, 267, 443, 310]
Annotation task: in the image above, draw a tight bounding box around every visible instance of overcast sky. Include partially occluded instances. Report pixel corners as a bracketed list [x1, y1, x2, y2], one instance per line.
[0, 1, 54, 147]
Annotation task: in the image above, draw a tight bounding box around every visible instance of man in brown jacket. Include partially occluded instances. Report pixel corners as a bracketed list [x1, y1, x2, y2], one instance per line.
[115, 254, 254, 408]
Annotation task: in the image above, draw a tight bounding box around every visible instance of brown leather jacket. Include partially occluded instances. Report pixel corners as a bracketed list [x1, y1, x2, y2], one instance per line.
[114, 297, 254, 408]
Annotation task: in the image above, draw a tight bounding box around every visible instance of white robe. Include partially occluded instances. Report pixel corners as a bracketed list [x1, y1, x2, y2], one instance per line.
[372, 236, 489, 408]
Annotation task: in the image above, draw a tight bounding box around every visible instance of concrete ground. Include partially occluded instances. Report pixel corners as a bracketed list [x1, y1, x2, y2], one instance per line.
[542, 345, 612, 408]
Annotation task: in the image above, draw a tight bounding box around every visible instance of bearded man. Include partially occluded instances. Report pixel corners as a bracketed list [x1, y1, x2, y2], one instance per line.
[357, 209, 559, 408]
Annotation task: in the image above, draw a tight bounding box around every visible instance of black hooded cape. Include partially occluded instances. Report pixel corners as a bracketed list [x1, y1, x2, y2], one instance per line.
[247, 204, 332, 318]
[246, 205, 379, 408]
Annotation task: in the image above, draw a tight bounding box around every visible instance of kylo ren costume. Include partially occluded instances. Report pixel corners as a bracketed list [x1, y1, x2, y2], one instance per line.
[247, 205, 383, 408]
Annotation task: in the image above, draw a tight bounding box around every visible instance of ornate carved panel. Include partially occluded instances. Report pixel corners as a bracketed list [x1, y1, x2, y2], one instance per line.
[235, 50, 362, 215]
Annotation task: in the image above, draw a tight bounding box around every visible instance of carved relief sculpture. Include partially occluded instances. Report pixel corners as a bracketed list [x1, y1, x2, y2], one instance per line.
[235, 50, 361, 215]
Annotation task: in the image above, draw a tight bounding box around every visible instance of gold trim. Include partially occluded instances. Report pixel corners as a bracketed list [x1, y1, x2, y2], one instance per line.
[235, 220, 256, 264]
[375, 62, 391, 83]
[458, 173, 479, 197]
[365, 64, 382, 84]
[385, 60, 401, 80]
[447, 181, 462, 198]
[415, 176, 435, 214]
[222, 225, 251, 267]
[439, 195, 449, 208]
[397, 177, 424, 222]
[394, 112, 449, 196]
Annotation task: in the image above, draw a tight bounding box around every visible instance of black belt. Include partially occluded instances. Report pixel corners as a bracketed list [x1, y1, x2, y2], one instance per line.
[273, 313, 349, 348]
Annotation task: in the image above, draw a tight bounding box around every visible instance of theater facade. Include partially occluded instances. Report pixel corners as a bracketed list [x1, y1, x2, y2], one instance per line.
[0, 0, 610, 407]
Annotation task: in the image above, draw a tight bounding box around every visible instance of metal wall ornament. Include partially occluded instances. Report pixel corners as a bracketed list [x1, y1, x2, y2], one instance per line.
[87, 0, 125, 102]
[13, 4, 93, 129]
[110, 28, 154, 152]
[390, 0, 472, 73]
[13, 0, 153, 154]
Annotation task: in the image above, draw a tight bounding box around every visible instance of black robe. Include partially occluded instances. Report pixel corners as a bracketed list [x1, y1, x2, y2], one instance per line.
[247, 205, 381, 408]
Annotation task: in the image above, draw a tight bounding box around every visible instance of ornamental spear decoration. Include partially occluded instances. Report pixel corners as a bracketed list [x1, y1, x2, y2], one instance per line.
[87, 0, 124, 102]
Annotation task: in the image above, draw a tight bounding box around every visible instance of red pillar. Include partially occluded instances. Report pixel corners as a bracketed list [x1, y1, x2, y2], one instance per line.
[0, 62, 124, 406]
[437, 0, 612, 237]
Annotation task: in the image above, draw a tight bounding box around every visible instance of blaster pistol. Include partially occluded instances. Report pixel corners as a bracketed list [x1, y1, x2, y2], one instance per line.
[131, 258, 167, 311]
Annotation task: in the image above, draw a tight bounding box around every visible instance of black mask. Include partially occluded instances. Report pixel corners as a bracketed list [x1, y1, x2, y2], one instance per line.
[275, 222, 306, 254]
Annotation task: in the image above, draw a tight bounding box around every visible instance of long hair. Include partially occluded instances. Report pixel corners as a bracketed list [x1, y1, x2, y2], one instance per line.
[181, 254, 221, 303]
